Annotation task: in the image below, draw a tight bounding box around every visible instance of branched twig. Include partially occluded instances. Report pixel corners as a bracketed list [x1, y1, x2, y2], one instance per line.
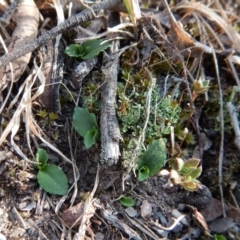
[0, 0, 121, 68]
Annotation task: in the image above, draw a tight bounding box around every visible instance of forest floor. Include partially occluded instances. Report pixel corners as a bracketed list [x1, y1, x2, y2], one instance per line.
[0, 0, 240, 239]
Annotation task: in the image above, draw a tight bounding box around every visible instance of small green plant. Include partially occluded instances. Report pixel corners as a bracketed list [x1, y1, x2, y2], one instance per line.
[73, 107, 100, 149]
[170, 158, 202, 191]
[192, 77, 210, 101]
[137, 139, 167, 181]
[36, 148, 68, 195]
[49, 112, 58, 121]
[214, 234, 227, 240]
[64, 39, 110, 60]
[119, 196, 136, 207]
[37, 110, 59, 125]
[37, 109, 48, 118]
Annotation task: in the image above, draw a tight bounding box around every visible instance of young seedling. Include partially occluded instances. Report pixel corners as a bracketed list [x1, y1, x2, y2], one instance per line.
[170, 157, 202, 191]
[119, 196, 136, 207]
[64, 39, 110, 60]
[36, 148, 68, 195]
[73, 107, 100, 149]
[137, 139, 167, 181]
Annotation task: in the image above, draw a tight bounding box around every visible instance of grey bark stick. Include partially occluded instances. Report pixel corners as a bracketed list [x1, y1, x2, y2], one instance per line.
[0, 0, 22, 25]
[0, 0, 122, 68]
[100, 49, 122, 165]
[100, 12, 123, 166]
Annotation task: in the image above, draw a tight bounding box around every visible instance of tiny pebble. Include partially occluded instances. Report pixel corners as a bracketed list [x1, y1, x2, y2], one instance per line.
[95, 232, 104, 240]
[171, 209, 188, 226]
[0, 233, 6, 240]
[153, 211, 168, 226]
[140, 200, 152, 219]
[125, 207, 138, 218]
[209, 217, 235, 233]
[9, 227, 25, 238]
[171, 222, 182, 233]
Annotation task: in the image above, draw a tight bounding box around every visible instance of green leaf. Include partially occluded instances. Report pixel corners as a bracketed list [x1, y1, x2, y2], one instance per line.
[64, 44, 85, 58]
[180, 158, 201, 176]
[214, 234, 227, 240]
[189, 166, 202, 179]
[73, 107, 99, 137]
[138, 165, 150, 181]
[84, 127, 100, 149]
[36, 148, 48, 170]
[81, 39, 110, 60]
[65, 40, 110, 60]
[183, 158, 200, 168]
[37, 164, 68, 195]
[137, 139, 166, 176]
[180, 181, 201, 191]
[119, 196, 135, 207]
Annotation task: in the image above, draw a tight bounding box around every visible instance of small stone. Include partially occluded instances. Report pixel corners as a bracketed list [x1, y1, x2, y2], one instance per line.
[95, 232, 104, 240]
[171, 209, 188, 226]
[0, 233, 6, 240]
[9, 227, 25, 238]
[155, 212, 168, 226]
[152, 227, 169, 238]
[209, 217, 236, 233]
[171, 221, 183, 233]
[140, 200, 152, 219]
[125, 207, 138, 218]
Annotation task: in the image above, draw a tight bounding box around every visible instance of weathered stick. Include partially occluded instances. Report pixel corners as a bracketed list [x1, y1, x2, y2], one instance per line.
[0, 0, 22, 25]
[0, 0, 121, 70]
[100, 47, 122, 165]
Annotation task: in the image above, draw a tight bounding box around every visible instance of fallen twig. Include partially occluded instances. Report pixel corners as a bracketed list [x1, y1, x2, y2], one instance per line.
[100, 41, 122, 165]
[0, 0, 22, 25]
[212, 45, 226, 218]
[0, 0, 122, 92]
[0, 0, 121, 68]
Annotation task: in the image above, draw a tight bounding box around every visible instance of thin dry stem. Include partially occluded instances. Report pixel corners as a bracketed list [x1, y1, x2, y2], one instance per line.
[211, 44, 226, 217]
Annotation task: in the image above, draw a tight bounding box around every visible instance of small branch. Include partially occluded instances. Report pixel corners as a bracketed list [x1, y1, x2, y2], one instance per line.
[100, 44, 122, 165]
[0, 0, 121, 68]
[0, 0, 22, 25]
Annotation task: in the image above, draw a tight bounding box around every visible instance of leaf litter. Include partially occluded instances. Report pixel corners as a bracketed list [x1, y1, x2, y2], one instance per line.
[0, 0, 240, 239]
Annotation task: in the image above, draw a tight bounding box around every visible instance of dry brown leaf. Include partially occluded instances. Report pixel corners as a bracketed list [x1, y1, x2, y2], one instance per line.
[162, 0, 212, 57]
[226, 205, 240, 223]
[62, 202, 84, 227]
[0, 0, 39, 92]
[62, 200, 95, 227]
[201, 198, 224, 222]
[193, 208, 209, 233]
[209, 217, 236, 233]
